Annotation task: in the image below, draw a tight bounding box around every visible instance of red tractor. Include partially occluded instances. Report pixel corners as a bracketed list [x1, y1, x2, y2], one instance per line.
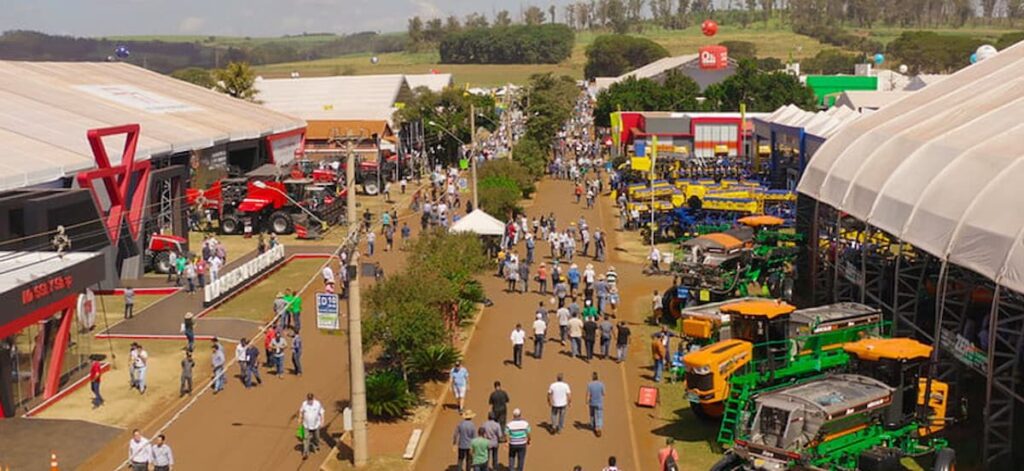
[291, 155, 401, 196]
[145, 233, 187, 273]
[188, 176, 345, 236]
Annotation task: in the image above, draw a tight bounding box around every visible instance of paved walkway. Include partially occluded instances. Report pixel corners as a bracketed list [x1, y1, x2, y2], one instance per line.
[0, 418, 121, 471]
[414, 178, 645, 471]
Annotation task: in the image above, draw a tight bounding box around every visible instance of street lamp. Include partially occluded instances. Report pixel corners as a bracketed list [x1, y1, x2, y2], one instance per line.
[427, 116, 479, 211]
[251, 180, 328, 230]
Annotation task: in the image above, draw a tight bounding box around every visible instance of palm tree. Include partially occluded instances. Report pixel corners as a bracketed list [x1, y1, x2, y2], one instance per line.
[213, 62, 258, 102]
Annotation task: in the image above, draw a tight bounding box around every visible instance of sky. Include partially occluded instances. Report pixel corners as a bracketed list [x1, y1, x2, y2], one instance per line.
[3, 0, 583, 37]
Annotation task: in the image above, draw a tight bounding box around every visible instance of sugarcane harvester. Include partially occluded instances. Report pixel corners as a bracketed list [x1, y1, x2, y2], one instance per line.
[682, 300, 885, 423]
[716, 337, 955, 471]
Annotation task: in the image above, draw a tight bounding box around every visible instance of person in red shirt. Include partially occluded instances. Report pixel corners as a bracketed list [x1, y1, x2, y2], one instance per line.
[89, 359, 104, 408]
[658, 437, 680, 471]
[264, 326, 277, 368]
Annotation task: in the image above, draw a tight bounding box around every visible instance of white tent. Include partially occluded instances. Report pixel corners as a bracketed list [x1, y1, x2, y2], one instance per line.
[450, 209, 505, 236]
[798, 40, 1024, 294]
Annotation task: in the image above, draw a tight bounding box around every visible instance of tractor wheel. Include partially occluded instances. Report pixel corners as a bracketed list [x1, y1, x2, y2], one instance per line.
[933, 448, 956, 471]
[269, 211, 294, 235]
[710, 452, 743, 471]
[220, 214, 241, 235]
[687, 195, 703, 210]
[152, 251, 172, 274]
[362, 177, 380, 196]
[690, 401, 724, 421]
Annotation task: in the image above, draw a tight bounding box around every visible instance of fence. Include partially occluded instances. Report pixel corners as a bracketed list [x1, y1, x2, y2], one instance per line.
[203, 244, 286, 306]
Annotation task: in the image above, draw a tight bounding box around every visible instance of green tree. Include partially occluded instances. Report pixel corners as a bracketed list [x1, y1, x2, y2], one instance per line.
[719, 41, 757, 60]
[171, 67, 215, 89]
[606, 0, 631, 33]
[494, 10, 513, 27]
[802, 49, 865, 75]
[478, 158, 536, 196]
[464, 12, 489, 28]
[593, 71, 700, 126]
[584, 34, 669, 79]
[524, 6, 547, 25]
[702, 59, 816, 112]
[213, 62, 258, 101]
[407, 16, 424, 43]
[511, 137, 549, 178]
[524, 73, 578, 145]
[887, 31, 983, 74]
[478, 176, 523, 218]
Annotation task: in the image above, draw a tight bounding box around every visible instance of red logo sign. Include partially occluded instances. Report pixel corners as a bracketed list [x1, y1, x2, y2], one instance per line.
[76, 125, 151, 242]
[21, 275, 74, 305]
[699, 45, 729, 70]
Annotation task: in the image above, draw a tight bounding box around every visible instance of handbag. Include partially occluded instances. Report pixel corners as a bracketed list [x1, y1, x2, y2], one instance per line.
[296, 424, 306, 441]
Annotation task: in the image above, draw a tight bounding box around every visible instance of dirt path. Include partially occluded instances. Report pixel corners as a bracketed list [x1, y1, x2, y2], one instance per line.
[413, 177, 661, 471]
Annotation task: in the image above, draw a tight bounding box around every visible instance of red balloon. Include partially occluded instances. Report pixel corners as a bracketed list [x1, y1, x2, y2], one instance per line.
[701, 19, 718, 37]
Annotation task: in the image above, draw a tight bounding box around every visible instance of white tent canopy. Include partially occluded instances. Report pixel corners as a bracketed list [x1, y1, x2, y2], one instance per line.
[798, 40, 1024, 294]
[449, 209, 505, 236]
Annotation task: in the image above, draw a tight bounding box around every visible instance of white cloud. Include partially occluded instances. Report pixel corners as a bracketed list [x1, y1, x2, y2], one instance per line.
[409, 0, 442, 18]
[178, 16, 206, 33]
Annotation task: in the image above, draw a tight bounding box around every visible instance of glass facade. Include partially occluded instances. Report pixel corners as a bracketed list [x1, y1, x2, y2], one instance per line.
[2, 309, 90, 416]
[694, 123, 739, 159]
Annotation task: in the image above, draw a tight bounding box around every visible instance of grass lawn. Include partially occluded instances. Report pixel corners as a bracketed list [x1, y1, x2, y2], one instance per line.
[203, 259, 327, 323]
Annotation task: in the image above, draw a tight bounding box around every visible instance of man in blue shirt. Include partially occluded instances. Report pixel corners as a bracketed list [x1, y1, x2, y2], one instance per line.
[587, 371, 606, 437]
[450, 361, 470, 414]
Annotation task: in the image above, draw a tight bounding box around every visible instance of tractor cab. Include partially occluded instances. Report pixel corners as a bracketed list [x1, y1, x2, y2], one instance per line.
[844, 338, 949, 436]
[722, 300, 797, 361]
[667, 296, 774, 348]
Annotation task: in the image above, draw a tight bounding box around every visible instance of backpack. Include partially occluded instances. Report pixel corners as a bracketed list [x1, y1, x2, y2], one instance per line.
[664, 452, 679, 471]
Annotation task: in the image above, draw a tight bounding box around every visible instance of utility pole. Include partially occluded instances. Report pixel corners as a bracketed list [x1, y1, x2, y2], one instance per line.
[346, 140, 368, 467]
[470, 103, 479, 211]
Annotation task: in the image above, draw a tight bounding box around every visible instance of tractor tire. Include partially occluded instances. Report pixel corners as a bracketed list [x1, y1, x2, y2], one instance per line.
[690, 401, 724, 421]
[687, 195, 703, 210]
[152, 251, 172, 274]
[220, 214, 241, 235]
[362, 177, 380, 196]
[933, 448, 956, 471]
[269, 211, 294, 235]
[710, 452, 743, 471]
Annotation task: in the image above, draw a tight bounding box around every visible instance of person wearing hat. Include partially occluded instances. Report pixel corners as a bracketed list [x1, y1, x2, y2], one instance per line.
[532, 311, 548, 359]
[452, 409, 477, 471]
[182, 312, 195, 352]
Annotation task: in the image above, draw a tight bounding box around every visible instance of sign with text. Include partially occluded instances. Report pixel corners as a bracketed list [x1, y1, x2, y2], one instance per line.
[203, 244, 285, 305]
[699, 45, 729, 70]
[316, 293, 340, 330]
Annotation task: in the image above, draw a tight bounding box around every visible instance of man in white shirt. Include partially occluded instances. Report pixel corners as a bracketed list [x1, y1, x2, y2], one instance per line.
[128, 429, 151, 471]
[133, 344, 149, 394]
[510, 324, 526, 369]
[321, 265, 334, 286]
[649, 246, 662, 272]
[298, 393, 325, 460]
[151, 434, 174, 471]
[532, 313, 547, 359]
[235, 339, 249, 384]
[547, 373, 571, 434]
[556, 306, 571, 346]
[208, 255, 223, 282]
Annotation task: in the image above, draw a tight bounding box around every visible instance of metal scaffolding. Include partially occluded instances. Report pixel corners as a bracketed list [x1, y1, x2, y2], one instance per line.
[803, 199, 1023, 469]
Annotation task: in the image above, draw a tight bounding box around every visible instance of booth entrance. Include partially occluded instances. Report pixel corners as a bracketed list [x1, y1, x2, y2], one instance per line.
[0, 251, 104, 418]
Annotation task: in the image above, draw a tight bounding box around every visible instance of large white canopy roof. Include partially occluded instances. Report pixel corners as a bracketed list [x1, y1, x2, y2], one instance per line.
[798, 40, 1024, 294]
[450, 209, 504, 236]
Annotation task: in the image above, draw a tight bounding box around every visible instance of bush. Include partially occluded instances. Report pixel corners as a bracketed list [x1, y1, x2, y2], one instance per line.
[439, 24, 574, 64]
[511, 138, 548, 178]
[756, 57, 785, 72]
[996, 32, 1024, 51]
[478, 176, 523, 219]
[594, 71, 700, 127]
[719, 41, 757, 60]
[794, 24, 882, 55]
[407, 344, 462, 380]
[584, 34, 670, 79]
[366, 371, 416, 419]
[887, 31, 984, 74]
[478, 159, 535, 197]
[802, 49, 866, 75]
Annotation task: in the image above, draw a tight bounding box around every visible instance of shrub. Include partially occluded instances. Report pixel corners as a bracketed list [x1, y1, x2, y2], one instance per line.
[478, 159, 535, 197]
[802, 49, 866, 75]
[719, 41, 757, 60]
[365, 371, 416, 419]
[584, 34, 670, 79]
[407, 344, 462, 380]
[478, 176, 523, 219]
[439, 24, 574, 64]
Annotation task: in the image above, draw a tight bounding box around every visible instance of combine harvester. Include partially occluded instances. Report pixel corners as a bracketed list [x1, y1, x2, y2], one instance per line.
[714, 338, 956, 471]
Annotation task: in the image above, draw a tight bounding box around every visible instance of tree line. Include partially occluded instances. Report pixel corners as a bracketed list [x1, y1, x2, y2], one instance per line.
[439, 24, 574, 64]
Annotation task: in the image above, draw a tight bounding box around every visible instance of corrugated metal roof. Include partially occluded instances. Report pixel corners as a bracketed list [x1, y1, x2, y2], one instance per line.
[255, 74, 412, 122]
[0, 61, 305, 191]
[306, 120, 392, 141]
[405, 73, 453, 93]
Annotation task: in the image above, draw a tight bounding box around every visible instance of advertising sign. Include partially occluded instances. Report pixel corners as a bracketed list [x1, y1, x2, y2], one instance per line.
[316, 293, 340, 330]
[699, 45, 729, 70]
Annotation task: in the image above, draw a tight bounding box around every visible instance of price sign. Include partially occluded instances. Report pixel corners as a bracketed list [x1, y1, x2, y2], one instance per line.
[316, 293, 340, 330]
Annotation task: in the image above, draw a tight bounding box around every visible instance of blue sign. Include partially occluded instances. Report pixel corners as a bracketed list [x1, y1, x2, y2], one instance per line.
[316, 293, 340, 330]
[676, 286, 690, 300]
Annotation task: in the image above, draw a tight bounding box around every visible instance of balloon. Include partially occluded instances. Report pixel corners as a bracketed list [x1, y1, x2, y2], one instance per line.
[976, 44, 998, 62]
[370, 56, 379, 64]
[701, 19, 718, 37]
[898, 64, 908, 74]
[873, 53, 884, 65]
[114, 45, 130, 59]
[970, 53, 978, 64]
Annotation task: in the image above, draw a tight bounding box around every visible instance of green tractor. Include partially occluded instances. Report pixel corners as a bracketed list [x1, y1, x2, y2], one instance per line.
[714, 338, 956, 471]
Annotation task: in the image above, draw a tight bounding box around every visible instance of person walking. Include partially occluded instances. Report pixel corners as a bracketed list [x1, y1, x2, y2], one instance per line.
[182, 312, 195, 352]
[123, 287, 135, 319]
[366, 230, 376, 256]
[659, 438, 681, 471]
[599, 315, 614, 359]
[150, 434, 174, 471]
[518, 261, 530, 294]
[133, 344, 148, 394]
[510, 323, 526, 368]
[587, 372, 606, 437]
[652, 333, 667, 383]
[450, 361, 469, 414]
[482, 412, 502, 470]
[245, 341, 263, 387]
[532, 312, 547, 359]
[568, 313, 585, 359]
[184, 260, 197, 294]
[401, 222, 411, 249]
[236, 338, 250, 386]
[211, 341, 226, 394]
[616, 322, 631, 363]
[537, 262, 548, 294]
[583, 316, 598, 360]
[89, 358, 104, 408]
[270, 331, 287, 378]
[291, 329, 303, 376]
[583, 299, 598, 321]
[264, 327, 276, 367]
[470, 426, 490, 471]
[128, 429, 151, 471]
[298, 393, 325, 460]
[557, 304, 570, 345]
[452, 410, 476, 471]
[487, 381, 510, 432]
[602, 456, 620, 471]
[180, 351, 194, 397]
[547, 373, 571, 434]
[506, 408, 531, 471]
